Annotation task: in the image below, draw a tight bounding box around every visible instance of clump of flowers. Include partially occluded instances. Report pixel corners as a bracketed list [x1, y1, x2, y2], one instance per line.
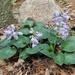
[30, 28, 42, 48]
[52, 11, 70, 40]
[4, 24, 23, 40]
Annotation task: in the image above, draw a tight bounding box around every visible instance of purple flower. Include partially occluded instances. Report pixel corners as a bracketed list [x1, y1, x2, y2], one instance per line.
[54, 11, 60, 17]
[52, 11, 69, 40]
[52, 17, 63, 23]
[12, 32, 18, 40]
[30, 28, 42, 48]
[54, 27, 58, 30]
[30, 36, 39, 48]
[61, 13, 70, 22]
[17, 32, 23, 35]
[30, 28, 34, 34]
[58, 28, 69, 39]
[4, 24, 23, 40]
[35, 32, 42, 40]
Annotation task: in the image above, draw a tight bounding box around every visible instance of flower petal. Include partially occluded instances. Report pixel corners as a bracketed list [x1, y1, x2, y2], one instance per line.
[11, 24, 15, 30]
[35, 32, 42, 40]
[13, 32, 18, 40]
[54, 11, 60, 17]
[32, 43, 37, 48]
[17, 32, 23, 35]
[30, 36, 39, 45]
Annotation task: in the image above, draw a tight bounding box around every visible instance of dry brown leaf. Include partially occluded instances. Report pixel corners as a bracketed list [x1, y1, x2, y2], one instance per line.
[17, 70, 22, 75]
[0, 35, 5, 41]
[14, 58, 24, 67]
[5, 65, 14, 72]
[24, 71, 28, 75]
[0, 59, 6, 66]
[44, 68, 50, 75]
[0, 70, 3, 75]
[60, 69, 69, 75]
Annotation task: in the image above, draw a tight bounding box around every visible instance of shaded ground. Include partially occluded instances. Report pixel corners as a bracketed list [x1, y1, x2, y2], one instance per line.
[1, 0, 75, 75]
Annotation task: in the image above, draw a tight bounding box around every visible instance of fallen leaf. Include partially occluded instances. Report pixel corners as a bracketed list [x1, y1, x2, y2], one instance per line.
[14, 58, 24, 67]
[0, 59, 6, 66]
[24, 71, 28, 75]
[45, 68, 50, 75]
[5, 65, 14, 71]
[17, 70, 22, 75]
[0, 70, 3, 75]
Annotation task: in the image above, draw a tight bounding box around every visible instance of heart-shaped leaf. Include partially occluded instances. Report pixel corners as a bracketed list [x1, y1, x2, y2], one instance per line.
[53, 52, 64, 65]
[20, 50, 29, 59]
[0, 38, 11, 47]
[64, 53, 75, 64]
[0, 46, 17, 59]
[61, 36, 75, 52]
[40, 50, 55, 58]
[11, 36, 29, 48]
[48, 34, 57, 44]
[19, 19, 34, 27]
[26, 46, 39, 54]
[18, 28, 30, 35]
[35, 21, 46, 27]
[26, 44, 50, 54]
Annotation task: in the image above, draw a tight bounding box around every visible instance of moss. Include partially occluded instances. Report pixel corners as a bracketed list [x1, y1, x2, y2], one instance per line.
[0, 0, 17, 28]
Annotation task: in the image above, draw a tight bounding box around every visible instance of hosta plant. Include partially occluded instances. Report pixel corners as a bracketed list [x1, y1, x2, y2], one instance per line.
[0, 12, 75, 66]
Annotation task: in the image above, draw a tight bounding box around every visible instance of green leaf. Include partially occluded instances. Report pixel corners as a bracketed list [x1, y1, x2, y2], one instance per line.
[56, 38, 63, 44]
[42, 29, 50, 39]
[39, 44, 55, 58]
[64, 53, 75, 64]
[19, 19, 34, 27]
[50, 29, 57, 35]
[0, 38, 11, 47]
[11, 36, 29, 48]
[34, 27, 50, 39]
[20, 50, 29, 59]
[12, 0, 17, 3]
[26, 44, 50, 54]
[35, 21, 46, 27]
[38, 44, 50, 50]
[40, 50, 55, 58]
[61, 36, 75, 52]
[48, 34, 57, 44]
[53, 52, 64, 65]
[26, 47, 39, 54]
[18, 28, 30, 35]
[0, 46, 17, 59]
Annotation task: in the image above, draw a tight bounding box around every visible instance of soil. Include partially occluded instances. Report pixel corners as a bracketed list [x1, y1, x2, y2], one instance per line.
[0, 0, 75, 75]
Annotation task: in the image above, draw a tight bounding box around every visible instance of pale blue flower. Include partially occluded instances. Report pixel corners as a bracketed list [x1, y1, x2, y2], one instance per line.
[54, 27, 58, 30]
[52, 17, 63, 23]
[30, 36, 39, 48]
[30, 28, 42, 48]
[58, 28, 69, 39]
[4, 24, 23, 40]
[54, 11, 60, 17]
[52, 11, 69, 40]
[17, 32, 23, 35]
[12, 32, 18, 40]
[61, 13, 70, 22]
[35, 32, 42, 40]
[30, 28, 34, 34]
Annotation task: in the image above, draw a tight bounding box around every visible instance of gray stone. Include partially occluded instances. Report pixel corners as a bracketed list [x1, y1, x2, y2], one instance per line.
[0, 0, 17, 28]
[19, 0, 63, 24]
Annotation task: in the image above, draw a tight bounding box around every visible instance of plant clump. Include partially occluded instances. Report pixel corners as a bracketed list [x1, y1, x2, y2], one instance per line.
[0, 12, 75, 66]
